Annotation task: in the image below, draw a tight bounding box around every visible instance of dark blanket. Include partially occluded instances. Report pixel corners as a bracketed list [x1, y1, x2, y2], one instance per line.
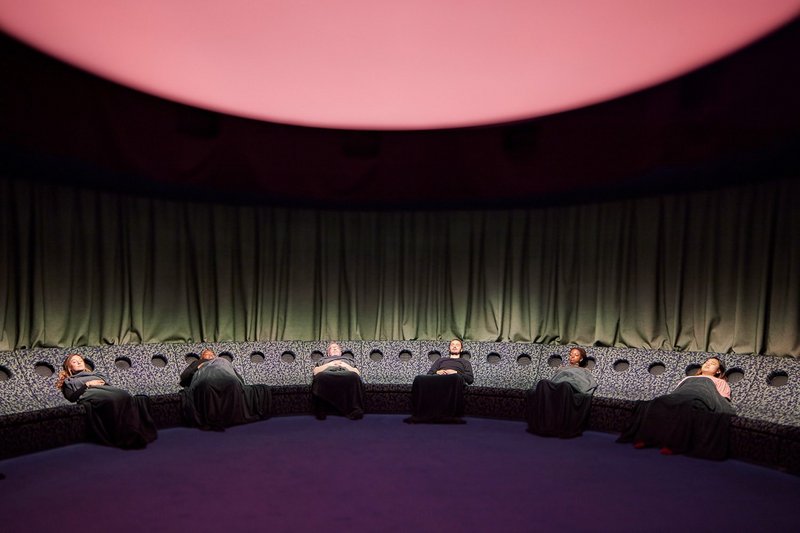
[405, 374, 467, 424]
[525, 380, 592, 438]
[311, 370, 365, 419]
[617, 377, 736, 459]
[181, 358, 271, 431]
[80, 387, 157, 449]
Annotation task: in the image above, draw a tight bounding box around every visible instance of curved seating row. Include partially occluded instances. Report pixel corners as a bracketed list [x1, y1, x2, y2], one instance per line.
[1, 341, 798, 473]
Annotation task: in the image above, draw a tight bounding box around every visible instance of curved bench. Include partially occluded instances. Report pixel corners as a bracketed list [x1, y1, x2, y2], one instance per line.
[1, 341, 798, 473]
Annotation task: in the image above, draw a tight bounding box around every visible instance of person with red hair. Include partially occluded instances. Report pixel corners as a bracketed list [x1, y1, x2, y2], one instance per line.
[58, 353, 157, 449]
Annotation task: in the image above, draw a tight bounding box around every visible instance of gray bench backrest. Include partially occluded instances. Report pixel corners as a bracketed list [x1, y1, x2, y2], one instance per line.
[2, 342, 797, 426]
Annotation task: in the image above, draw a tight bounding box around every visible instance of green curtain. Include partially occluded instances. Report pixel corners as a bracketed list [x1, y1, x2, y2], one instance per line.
[1, 177, 798, 356]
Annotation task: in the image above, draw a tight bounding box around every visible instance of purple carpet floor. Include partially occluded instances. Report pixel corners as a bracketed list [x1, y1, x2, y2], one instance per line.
[1, 415, 797, 532]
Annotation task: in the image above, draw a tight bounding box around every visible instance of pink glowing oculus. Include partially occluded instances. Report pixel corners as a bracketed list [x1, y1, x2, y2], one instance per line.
[1, 0, 798, 129]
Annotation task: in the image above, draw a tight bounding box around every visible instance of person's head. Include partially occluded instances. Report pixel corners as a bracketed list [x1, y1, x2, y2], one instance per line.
[200, 349, 216, 361]
[63, 354, 86, 375]
[56, 354, 86, 390]
[327, 343, 342, 357]
[449, 339, 463, 357]
[698, 357, 726, 379]
[568, 347, 588, 367]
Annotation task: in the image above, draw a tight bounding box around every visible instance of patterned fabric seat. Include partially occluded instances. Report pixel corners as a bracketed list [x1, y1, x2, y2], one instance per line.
[1, 342, 798, 473]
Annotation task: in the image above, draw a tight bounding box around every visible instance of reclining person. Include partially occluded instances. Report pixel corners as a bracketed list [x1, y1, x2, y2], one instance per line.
[526, 347, 597, 438]
[311, 343, 365, 420]
[58, 353, 157, 448]
[180, 348, 271, 431]
[405, 339, 474, 424]
[618, 356, 735, 459]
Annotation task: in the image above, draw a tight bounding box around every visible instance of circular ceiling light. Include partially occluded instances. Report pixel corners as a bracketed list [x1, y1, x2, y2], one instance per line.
[1, 0, 798, 130]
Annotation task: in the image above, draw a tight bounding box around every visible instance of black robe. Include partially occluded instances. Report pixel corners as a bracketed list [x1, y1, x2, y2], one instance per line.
[180, 357, 271, 431]
[526, 366, 597, 438]
[62, 371, 157, 449]
[617, 376, 736, 459]
[311, 355, 365, 419]
[405, 356, 474, 424]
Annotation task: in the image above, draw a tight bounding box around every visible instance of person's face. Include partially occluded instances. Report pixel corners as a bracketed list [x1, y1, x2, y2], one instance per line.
[66, 355, 85, 373]
[200, 350, 215, 361]
[328, 344, 342, 357]
[449, 340, 462, 356]
[701, 358, 721, 376]
[568, 349, 584, 366]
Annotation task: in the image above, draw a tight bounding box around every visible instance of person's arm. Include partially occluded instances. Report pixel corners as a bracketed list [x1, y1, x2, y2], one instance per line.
[179, 360, 200, 387]
[335, 360, 361, 376]
[313, 360, 336, 375]
[62, 372, 106, 402]
[61, 377, 87, 403]
[718, 379, 732, 400]
[587, 374, 598, 395]
[460, 360, 475, 385]
[427, 359, 442, 375]
[313, 359, 361, 376]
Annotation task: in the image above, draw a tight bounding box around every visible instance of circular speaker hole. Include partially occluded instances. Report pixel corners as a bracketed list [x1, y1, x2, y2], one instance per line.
[613, 360, 630, 372]
[767, 371, 788, 387]
[726, 368, 744, 384]
[369, 350, 384, 362]
[250, 351, 265, 364]
[648, 362, 666, 375]
[280, 351, 296, 364]
[84, 358, 95, 371]
[584, 357, 596, 370]
[185, 353, 200, 363]
[487, 353, 501, 364]
[0, 366, 11, 381]
[34, 362, 55, 377]
[114, 357, 132, 370]
[428, 350, 441, 362]
[398, 350, 413, 362]
[219, 352, 233, 362]
[547, 355, 562, 368]
[516, 354, 532, 366]
[343, 351, 354, 359]
[151, 355, 167, 368]
[685, 363, 701, 376]
[310, 351, 324, 362]
[460, 351, 471, 361]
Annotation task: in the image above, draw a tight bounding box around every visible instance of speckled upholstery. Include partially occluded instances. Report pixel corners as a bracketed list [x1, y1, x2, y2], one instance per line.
[576, 347, 683, 401]
[469, 342, 544, 389]
[0, 351, 41, 414]
[733, 356, 800, 426]
[360, 341, 430, 384]
[1, 342, 798, 473]
[100, 344, 183, 396]
[240, 341, 314, 387]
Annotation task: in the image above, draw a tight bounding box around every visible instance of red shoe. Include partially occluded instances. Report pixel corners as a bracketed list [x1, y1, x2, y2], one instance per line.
[633, 441, 646, 449]
[660, 447, 674, 455]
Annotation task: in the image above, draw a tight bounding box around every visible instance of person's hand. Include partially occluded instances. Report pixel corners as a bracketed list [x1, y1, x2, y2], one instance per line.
[86, 379, 105, 388]
[436, 369, 447, 375]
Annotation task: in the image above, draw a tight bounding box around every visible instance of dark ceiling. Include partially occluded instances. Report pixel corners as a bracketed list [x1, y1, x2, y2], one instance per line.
[2, 19, 799, 209]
